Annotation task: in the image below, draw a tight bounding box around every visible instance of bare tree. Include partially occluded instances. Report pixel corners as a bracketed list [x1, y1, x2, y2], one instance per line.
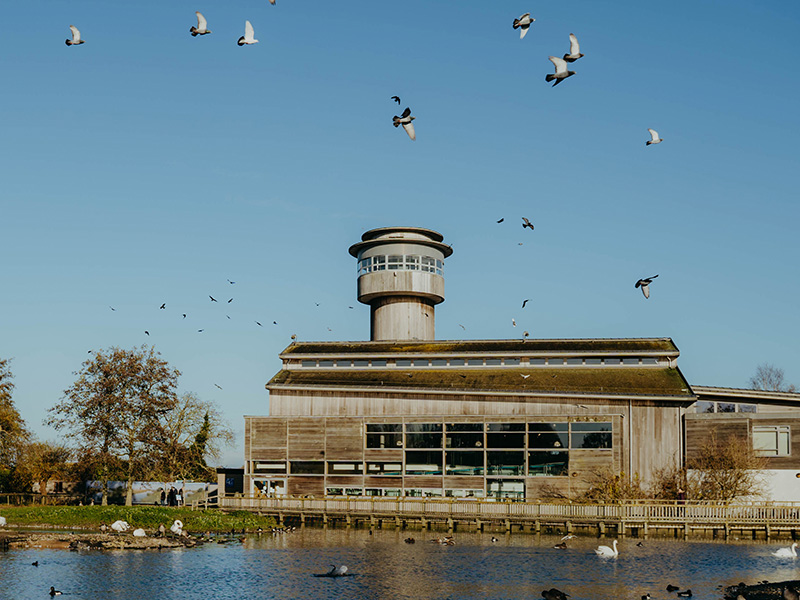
[749, 364, 797, 393]
[47, 346, 180, 506]
[151, 392, 234, 482]
[687, 431, 768, 501]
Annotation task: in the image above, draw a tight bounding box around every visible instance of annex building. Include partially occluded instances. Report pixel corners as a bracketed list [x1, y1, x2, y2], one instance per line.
[244, 227, 800, 501]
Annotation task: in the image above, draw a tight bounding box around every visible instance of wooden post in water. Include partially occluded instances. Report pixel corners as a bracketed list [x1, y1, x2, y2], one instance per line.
[598, 522, 606, 537]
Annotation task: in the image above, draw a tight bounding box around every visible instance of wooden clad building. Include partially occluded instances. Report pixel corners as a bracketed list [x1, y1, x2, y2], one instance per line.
[244, 338, 696, 499]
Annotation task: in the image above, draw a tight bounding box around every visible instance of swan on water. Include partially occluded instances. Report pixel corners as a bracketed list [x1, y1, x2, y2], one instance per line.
[772, 542, 798, 557]
[594, 540, 619, 557]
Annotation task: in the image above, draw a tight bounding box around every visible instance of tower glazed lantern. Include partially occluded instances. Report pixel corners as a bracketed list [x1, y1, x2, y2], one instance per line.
[349, 227, 453, 341]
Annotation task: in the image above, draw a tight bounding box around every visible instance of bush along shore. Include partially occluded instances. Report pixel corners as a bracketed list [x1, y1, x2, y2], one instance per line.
[0, 506, 277, 550]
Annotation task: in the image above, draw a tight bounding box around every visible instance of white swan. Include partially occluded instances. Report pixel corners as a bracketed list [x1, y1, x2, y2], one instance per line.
[132, 528, 146, 537]
[110, 520, 130, 532]
[0, 516, 6, 527]
[170, 519, 184, 535]
[595, 539, 619, 557]
[772, 542, 798, 557]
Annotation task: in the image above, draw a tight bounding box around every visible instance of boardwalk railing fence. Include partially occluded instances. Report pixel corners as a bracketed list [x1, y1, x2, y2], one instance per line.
[209, 495, 800, 527]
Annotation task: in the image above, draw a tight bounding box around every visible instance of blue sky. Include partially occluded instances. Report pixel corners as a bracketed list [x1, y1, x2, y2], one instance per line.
[2, 1, 798, 466]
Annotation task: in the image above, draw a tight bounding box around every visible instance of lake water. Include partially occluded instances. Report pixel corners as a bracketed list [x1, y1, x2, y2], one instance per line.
[2, 528, 797, 600]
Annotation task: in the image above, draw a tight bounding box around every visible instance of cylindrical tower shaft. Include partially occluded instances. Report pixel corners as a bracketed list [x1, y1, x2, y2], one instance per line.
[349, 227, 452, 341]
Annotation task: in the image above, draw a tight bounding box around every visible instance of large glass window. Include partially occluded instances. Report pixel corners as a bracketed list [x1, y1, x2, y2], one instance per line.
[487, 423, 526, 448]
[486, 451, 525, 475]
[487, 479, 524, 500]
[753, 425, 791, 457]
[529, 423, 568, 449]
[327, 462, 363, 475]
[446, 423, 484, 448]
[405, 451, 443, 475]
[405, 423, 443, 449]
[570, 422, 612, 449]
[290, 461, 324, 475]
[445, 451, 484, 475]
[388, 255, 403, 270]
[528, 451, 569, 476]
[365, 462, 402, 475]
[366, 424, 403, 448]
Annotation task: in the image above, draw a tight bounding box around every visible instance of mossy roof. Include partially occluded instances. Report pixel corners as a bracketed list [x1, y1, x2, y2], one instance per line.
[280, 338, 679, 357]
[267, 366, 693, 399]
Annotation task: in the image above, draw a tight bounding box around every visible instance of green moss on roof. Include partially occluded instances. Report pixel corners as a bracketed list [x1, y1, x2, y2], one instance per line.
[280, 338, 678, 356]
[267, 367, 693, 398]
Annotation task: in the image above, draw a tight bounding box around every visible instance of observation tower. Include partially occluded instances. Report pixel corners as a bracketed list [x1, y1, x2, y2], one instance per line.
[348, 227, 453, 341]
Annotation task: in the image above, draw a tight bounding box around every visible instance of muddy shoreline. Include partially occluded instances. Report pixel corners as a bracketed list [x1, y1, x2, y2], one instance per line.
[1, 530, 203, 550]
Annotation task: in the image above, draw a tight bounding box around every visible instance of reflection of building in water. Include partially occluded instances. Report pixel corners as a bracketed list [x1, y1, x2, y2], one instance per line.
[244, 227, 800, 501]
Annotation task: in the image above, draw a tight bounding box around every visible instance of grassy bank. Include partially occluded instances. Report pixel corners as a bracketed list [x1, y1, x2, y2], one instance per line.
[0, 506, 276, 532]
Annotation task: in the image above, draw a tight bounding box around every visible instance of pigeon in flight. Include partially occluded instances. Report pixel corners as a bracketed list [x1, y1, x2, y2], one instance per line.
[546, 56, 576, 87]
[109, 306, 116, 311]
[497, 218, 504, 223]
[393, 107, 416, 141]
[66, 25, 85, 46]
[513, 13, 534, 40]
[198, 329, 204, 332]
[268, 0, 276, 5]
[160, 303, 166, 310]
[209, 296, 218, 302]
[228, 298, 233, 303]
[214, 384, 223, 390]
[512, 318, 517, 327]
[238, 20, 258, 45]
[256, 321, 263, 326]
[646, 129, 663, 145]
[391, 96, 401, 104]
[190, 12, 211, 36]
[635, 274, 659, 299]
[522, 217, 534, 230]
[459, 324, 466, 330]
[521, 299, 531, 308]
[144, 331, 150, 336]
[563, 33, 584, 62]
[227, 279, 235, 284]
[182, 314, 187, 319]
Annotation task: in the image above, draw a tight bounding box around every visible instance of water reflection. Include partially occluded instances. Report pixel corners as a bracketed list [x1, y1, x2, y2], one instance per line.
[2, 529, 799, 600]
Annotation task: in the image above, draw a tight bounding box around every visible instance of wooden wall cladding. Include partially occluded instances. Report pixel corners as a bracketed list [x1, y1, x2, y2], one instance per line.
[685, 419, 748, 461]
[325, 418, 363, 460]
[288, 418, 325, 460]
[287, 476, 324, 497]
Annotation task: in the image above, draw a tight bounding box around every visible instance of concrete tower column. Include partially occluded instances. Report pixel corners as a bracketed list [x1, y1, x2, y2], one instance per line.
[349, 227, 452, 341]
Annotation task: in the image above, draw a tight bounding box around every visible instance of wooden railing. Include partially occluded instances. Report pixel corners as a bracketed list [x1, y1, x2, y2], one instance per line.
[216, 495, 800, 526]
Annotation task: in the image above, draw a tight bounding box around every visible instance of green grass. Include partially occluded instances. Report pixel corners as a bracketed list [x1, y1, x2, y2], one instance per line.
[0, 505, 277, 532]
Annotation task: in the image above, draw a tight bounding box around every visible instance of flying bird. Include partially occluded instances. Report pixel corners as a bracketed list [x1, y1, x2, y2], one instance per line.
[523, 331, 530, 339]
[290, 334, 297, 340]
[227, 279, 235, 284]
[522, 217, 534, 230]
[563, 33, 584, 62]
[393, 107, 416, 141]
[228, 298, 233, 303]
[268, 0, 276, 4]
[160, 303, 166, 309]
[512, 13, 534, 39]
[190, 11, 211, 36]
[646, 128, 663, 145]
[214, 384, 223, 390]
[497, 218, 504, 223]
[144, 331, 150, 336]
[521, 374, 530, 379]
[209, 296, 218, 302]
[546, 56, 576, 87]
[238, 20, 258, 45]
[109, 306, 116, 311]
[521, 299, 531, 308]
[635, 274, 659, 299]
[511, 318, 517, 327]
[256, 321, 263, 326]
[66, 25, 84, 46]
[198, 329, 204, 332]
[459, 324, 466, 330]
[391, 95, 401, 104]
[182, 314, 187, 319]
